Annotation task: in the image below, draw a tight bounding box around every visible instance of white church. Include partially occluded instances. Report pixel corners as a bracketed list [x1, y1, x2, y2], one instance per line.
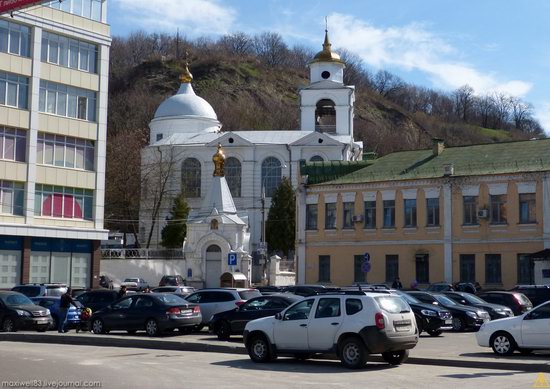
[139, 30, 363, 287]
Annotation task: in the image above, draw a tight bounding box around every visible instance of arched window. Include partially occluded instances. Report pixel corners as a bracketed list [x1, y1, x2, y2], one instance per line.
[261, 157, 282, 198]
[210, 219, 219, 230]
[315, 99, 336, 133]
[310, 155, 324, 162]
[206, 245, 221, 253]
[181, 158, 201, 198]
[225, 157, 241, 197]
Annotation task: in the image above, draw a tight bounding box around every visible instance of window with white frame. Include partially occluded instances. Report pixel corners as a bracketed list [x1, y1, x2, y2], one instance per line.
[0, 180, 24, 216]
[0, 72, 28, 109]
[383, 200, 395, 228]
[426, 198, 440, 226]
[37, 133, 94, 170]
[181, 158, 201, 198]
[41, 31, 98, 73]
[0, 127, 26, 162]
[463, 196, 478, 225]
[404, 199, 417, 227]
[519, 193, 536, 224]
[0, 19, 30, 57]
[261, 157, 282, 198]
[39, 80, 96, 122]
[225, 157, 241, 198]
[46, 0, 102, 21]
[490, 194, 507, 224]
[34, 185, 93, 220]
[343, 202, 354, 229]
[325, 202, 336, 230]
[306, 204, 317, 230]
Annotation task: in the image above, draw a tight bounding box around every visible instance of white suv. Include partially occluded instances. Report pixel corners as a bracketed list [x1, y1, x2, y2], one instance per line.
[185, 288, 261, 328]
[243, 291, 418, 369]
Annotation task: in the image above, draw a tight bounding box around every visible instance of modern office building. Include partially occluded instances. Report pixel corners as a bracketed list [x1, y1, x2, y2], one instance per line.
[296, 139, 550, 289]
[0, 0, 110, 288]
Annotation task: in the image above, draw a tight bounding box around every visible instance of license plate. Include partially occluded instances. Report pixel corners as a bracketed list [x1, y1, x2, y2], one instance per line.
[181, 309, 192, 315]
[395, 326, 411, 332]
[445, 319, 452, 325]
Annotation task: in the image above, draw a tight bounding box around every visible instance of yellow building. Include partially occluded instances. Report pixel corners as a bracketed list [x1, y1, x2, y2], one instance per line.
[296, 139, 550, 289]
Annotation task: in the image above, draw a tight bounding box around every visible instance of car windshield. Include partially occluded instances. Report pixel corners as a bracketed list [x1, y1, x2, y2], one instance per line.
[434, 295, 456, 306]
[238, 290, 262, 300]
[124, 278, 138, 282]
[155, 294, 183, 305]
[462, 294, 486, 304]
[375, 296, 410, 313]
[2, 294, 34, 306]
[514, 293, 531, 305]
[398, 292, 420, 304]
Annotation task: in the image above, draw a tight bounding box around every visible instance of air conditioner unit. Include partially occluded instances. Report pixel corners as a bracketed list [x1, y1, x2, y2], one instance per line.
[477, 209, 489, 219]
[352, 215, 364, 222]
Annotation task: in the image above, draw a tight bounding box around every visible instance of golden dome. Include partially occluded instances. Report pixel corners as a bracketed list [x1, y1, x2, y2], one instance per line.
[179, 61, 193, 84]
[212, 143, 225, 177]
[310, 29, 344, 64]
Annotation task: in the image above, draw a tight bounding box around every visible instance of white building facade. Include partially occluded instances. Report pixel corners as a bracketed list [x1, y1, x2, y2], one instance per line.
[139, 31, 362, 283]
[0, 1, 110, 288]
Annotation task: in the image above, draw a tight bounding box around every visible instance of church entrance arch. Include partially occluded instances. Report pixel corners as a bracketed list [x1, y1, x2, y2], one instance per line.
[205, 244, 222, 287]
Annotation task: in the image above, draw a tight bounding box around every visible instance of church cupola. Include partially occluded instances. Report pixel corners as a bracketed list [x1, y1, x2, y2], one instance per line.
[308, 29, 345, 84]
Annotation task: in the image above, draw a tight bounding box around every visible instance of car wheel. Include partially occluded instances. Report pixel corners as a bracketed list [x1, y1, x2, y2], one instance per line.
[427, 329, 443, 337]
[91, 319, 105, 334]
[216, 321, 231, 341]
[145, 319, 159, 337]
[2, 317, 16, 332]
[127, 330, 137, 335]
[247, 334, 274, 363]
[339, 337, 367, 369]
[452, 317, 465, 332]
[490, 332, 516, 356]
[382, 349, 409, 365]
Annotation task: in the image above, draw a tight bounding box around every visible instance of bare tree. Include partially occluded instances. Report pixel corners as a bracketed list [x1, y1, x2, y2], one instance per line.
[218, 32, 253, 56]
[141, 145, 180, 248]
[453, 85, 475, 122]
[373, 70, 406, 99]
[509, 96, 533, 132]
[252, 32, 289, 67]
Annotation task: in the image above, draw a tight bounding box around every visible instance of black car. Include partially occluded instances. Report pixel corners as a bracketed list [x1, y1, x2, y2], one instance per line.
[11, 284, 67, 297]
[0, 291, 53, 332]
[209, 294, 303, 340]
[477, 291, 533, 315]
[509, 285, 550, 307]
[407, 291, 491, 331]
[159, 275, 186, 287]
[443, 291, 514, 320]
[76, 290, 120, 312]
[281, 285, 339, 297]
[90, 293, 201, 336]
[396, 291, 452, 336]
[255, 286, 284, 295]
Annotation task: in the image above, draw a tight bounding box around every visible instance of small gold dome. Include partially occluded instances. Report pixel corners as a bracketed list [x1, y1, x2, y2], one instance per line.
[179, 62, 193, 84]
[310, 29, 344, 64]
[212, 143, 225, 177]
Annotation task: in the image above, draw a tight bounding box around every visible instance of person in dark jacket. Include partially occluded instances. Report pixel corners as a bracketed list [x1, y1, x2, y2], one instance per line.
[59, 288, 78, 333]
[117, 285, 127, 299]
[392, 277, 403, 290]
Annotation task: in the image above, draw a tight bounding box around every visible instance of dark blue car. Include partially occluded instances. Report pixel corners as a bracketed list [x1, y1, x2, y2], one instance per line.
[31, 297, 82, 330]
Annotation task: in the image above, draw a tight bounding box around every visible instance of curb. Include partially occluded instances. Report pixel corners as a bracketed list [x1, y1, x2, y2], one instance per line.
[1, 333, 547, 372]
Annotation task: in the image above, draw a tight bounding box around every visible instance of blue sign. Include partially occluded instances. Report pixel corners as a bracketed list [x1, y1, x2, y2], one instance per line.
[228, 252, 237, 266]
[361, 261, 371, 273]
[364, 252, 370, 262]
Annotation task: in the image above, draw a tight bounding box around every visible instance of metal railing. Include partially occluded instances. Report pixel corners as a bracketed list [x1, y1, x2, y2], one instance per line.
[101, 248, 184, 260]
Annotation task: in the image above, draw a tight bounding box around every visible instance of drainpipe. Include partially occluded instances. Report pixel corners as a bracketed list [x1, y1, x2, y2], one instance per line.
[285, 144, 292, 184]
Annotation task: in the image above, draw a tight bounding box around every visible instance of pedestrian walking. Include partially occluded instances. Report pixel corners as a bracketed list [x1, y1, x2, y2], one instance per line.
[117, 285, 127, 299]
[59, 288, 78, 333]
[391, 277, 403, 290]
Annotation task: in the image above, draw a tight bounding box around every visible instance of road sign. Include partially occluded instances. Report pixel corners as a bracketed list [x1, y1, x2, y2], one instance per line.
[361, 261, 371, 273]
[364, 252, 370, 262]
[228, 252, 237, 266]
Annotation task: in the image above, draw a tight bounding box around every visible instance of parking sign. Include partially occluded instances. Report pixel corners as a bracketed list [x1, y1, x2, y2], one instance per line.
[228, 252, 237, 266]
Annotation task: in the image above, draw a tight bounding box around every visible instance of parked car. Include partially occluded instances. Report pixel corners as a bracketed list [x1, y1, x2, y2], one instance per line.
[425, 283, 454, 292]
[184, 288, 262, 328]
[407, 291, 490, 331]
[99, 275, 114, 289]
[0, 291, 53, 332]
[476, 301, 550, 355]
[210, 294, 303, 340]
[509, 285, 550, 308]
[444, 291, 514, 319]
[244, 291, 418, 369]
[31, 296, 82, 330]
[159, 275, 186, 287]
[152, 286, 196, 295]
[255, 286, 284, 295]
[121, 278, 149, 291]
[75, 290, 120, 313]
[281, 285, 339, 297]
[476, 291, 533, 316]
[11, 284, 67, 297]
[90, 292, 201, 336]
[395, 290, 452, 336]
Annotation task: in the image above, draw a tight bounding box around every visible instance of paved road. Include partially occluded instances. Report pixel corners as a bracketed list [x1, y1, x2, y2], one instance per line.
[0, 342, 546, 389]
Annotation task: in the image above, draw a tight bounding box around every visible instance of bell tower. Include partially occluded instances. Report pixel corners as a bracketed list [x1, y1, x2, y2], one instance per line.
[300, 28, 355, 137]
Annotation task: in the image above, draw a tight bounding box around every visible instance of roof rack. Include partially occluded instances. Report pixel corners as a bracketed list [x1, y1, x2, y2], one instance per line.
[323, 289, 392, 295]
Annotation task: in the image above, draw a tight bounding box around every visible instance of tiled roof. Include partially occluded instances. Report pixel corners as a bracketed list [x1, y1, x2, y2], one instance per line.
[300, 160, 373, 185]
[307, 139, 550, 185]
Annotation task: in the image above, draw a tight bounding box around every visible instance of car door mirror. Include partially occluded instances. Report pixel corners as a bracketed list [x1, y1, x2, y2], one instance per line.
[275, 312, 282, 320]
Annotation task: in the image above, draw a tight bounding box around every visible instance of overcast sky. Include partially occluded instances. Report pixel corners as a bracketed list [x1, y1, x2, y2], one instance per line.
[109, 0, 550, 133]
